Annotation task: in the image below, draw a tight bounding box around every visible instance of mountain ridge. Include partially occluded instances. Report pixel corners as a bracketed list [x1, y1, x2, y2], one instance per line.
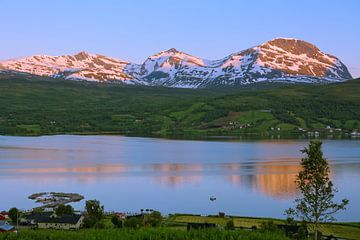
[0, 38, 353, 88]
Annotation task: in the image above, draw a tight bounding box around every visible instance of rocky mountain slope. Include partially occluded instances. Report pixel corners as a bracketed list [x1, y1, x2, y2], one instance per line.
[0, 38, 352, 88]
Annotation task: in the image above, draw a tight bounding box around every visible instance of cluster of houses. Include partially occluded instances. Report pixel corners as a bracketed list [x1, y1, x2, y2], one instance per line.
[0, 210, 84, 233]
[0, 209, 137, 233]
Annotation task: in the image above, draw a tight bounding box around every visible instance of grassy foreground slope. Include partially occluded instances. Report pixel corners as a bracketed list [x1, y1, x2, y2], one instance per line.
[0, 74, 359, 137]
[170, 215, 360, 240]
[1, 228, 289, 240]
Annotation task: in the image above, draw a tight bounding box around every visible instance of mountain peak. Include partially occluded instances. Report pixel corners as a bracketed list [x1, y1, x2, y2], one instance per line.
[0, 38, 352, 88]
[261, 38, 320, 54]
[165, 48, 179, 53]
[73, 51, 97, 60]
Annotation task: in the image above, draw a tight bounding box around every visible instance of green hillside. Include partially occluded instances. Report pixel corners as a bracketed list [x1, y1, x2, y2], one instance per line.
[0, 74, 359, 138]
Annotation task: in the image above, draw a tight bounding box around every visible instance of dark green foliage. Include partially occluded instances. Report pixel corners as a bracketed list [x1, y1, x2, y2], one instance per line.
[260, 221, 280, 233]
[272, 110, 300, 126]
[225, 219, 235, 230]
[297, 221, 309, 240]
[83, 199, 104, 228]
[111, 215, 123, 228]
[8, 207, 19, 223]
[0, 77, 359, 137]
[55, 204, 74, 216]
[93, 221, 106, 229]
[124, 217, 143, 229]
[285, 141, 349, 240]
[148, 211, 162, 227]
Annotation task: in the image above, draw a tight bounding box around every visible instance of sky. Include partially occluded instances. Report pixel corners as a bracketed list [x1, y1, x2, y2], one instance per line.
[1, 0, 359, 77]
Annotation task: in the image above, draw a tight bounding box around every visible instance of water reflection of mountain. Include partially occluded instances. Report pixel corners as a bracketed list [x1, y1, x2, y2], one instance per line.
[225, 162, 301, 199]
[147, 162, 301, 199]
[8, 164, 128, 174]
[155, 176, 202, 186]
[150, 163, 202, 186]
[1, 159, 330, 200]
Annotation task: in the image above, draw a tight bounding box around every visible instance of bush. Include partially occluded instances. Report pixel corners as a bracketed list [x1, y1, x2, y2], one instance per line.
[55, 204, 74, 216]
[124, 217, 142, 229]
[225, 219, 235, 230]
[148, 211, 162, 227]
[111, 215, 123, 228]
[260, 221, 280, 233]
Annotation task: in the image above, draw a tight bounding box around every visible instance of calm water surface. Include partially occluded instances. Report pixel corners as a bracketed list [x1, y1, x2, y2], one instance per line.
[0, 135, 359, 221]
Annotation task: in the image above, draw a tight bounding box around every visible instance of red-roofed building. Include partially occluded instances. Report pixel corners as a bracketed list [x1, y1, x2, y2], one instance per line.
[0, 212, 9, 220]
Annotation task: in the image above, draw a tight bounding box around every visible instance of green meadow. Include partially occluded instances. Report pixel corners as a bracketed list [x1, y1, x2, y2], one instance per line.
[169, 215, 360, 240]
[0, 74, 359, 138]
[1, 228, 289, 240]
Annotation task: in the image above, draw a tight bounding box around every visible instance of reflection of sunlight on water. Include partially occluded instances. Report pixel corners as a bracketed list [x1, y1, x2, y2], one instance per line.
[255, 173, 299, 199]
[1, 161, 304, 198]
[0, 144, 349, 201]
[255, 164, 301, 199]
[150, 163, 203, 172]
[226, 164, 301, 199]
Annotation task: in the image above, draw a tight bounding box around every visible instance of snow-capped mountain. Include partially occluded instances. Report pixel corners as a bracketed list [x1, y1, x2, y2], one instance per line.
[0, 52, 144, 84]
[0, 38, 352, 88]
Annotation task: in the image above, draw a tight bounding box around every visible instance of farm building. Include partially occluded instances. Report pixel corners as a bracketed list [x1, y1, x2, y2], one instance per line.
[23, 212, 83, 230]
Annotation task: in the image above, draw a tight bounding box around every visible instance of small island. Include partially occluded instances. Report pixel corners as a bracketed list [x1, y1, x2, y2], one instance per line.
[28, 192, 84, 209]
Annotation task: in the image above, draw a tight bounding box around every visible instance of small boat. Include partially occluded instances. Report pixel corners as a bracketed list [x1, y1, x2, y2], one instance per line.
[210, 196, 216, 201]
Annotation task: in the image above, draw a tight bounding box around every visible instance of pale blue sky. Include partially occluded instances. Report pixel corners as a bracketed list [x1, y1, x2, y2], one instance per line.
[1, 0, 359, 77]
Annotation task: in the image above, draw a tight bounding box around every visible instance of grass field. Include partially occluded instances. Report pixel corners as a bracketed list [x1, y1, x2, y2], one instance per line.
[3, 215, 359, 240]
[0, 74, 359, 138]
[0, 228, 290, 240]
[169, 215, 360, 240]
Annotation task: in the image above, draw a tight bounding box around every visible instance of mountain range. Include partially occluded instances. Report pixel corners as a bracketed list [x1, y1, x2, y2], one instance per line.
[0, 38, 352, 88]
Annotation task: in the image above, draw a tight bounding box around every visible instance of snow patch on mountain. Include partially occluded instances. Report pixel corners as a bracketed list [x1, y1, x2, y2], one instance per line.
[0, 38, 353, 88]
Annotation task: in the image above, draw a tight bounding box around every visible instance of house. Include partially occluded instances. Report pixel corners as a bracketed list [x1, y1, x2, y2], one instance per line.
[0, 221, 14, 233]
[23, 212, 84, 230]
[0, 212, 10, 221]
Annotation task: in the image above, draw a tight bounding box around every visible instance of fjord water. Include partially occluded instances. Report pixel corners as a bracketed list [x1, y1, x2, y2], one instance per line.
[0, 136, 359, 221]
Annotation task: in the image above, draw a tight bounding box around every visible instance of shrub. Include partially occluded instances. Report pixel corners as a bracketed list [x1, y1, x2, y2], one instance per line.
[260, 221, 280, 233]
[111, 215, 123, 228]
[225, 219, 235, 230]
[124, 217, 142, 229]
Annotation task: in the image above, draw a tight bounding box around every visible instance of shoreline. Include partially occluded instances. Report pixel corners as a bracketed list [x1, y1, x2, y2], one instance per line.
[1, 131, 359, 141]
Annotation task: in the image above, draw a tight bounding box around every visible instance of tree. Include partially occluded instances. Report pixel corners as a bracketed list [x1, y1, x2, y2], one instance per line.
[8, 207, 19, 223]
[55, 204, 74, 216]
[83, 199, 104, 228]
[285, 141, 349, 240]
[148, 211, 162, 227]
[111, 215, 123, 228]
